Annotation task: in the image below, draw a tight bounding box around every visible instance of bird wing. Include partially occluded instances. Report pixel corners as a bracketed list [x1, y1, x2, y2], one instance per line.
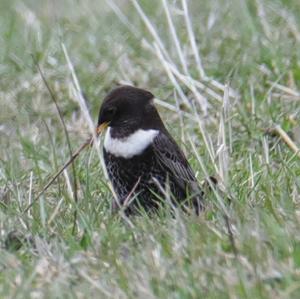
[152, 132, 197, 189]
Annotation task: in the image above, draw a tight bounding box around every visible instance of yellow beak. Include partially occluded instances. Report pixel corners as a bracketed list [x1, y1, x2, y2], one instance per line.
[96, 122, 109, 135]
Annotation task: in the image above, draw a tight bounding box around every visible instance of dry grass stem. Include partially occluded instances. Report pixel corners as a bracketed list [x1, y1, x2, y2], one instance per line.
[23, 137, 93, 214]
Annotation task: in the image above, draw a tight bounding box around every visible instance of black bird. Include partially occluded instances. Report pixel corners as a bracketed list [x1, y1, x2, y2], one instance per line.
[97, 85, 203, 214]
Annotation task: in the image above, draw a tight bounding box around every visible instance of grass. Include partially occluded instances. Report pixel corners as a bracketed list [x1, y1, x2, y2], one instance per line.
[1, 0, 300, 298]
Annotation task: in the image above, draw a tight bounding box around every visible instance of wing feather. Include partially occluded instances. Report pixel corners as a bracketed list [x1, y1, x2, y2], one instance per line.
[152, 132, 197, 189]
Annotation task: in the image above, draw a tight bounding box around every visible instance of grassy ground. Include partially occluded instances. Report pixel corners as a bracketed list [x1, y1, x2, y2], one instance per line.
[1, 0, 300, 298]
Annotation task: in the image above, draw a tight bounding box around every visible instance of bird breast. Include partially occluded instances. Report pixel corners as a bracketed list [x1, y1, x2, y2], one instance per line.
[104, 127, 159, 158]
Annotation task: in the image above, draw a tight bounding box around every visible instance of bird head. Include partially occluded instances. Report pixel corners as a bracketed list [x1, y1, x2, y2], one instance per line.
[97, 85, 162, 137]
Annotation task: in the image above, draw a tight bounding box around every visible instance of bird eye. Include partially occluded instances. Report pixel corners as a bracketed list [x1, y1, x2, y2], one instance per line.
[106, 106, 117, 117]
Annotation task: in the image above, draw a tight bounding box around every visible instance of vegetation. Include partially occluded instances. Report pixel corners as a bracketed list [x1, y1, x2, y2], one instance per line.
[0, 0, 300, 298]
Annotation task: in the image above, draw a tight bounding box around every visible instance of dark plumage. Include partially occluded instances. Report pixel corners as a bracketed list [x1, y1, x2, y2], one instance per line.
[97, 85, 203, 214]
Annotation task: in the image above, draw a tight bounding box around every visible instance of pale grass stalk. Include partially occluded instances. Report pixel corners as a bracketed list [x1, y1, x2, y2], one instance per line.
[162, 0, 188, 74]
[105, 0, 139, 38]
[122, 177, 141, 209]
[240, 169, 263, 187]
[250, 83, 255, 116]
[16, 2, 42, 47]
[217, 127, 227, 182]
[207, 135, 215, 158]
[192, 103, 218, 174]
[198, 120, 218, 174]
[166, 61, 223, 102]
[152, 179, 187, 252]
[134, 268, 157, 299]
[272, 5, 300, 42]
[109, 0, 213, 118]
[107, 0, 183, 91]
[143, 31, 228, 105]
[202, 77, 239, 99]
[262, 136, 270, 165]
[78, 270, 113, 298]
[31, 58, 79, 231]
[118, 59, 134, 84]
[115, 181, 137, 230]
[274, 125, 300, 159]
[228, 114, 233, 155]
[153, 43, 192, 109]
[152, 177, 177, 213]
[61, 43, 95, 134]
[217, 85, 230, 186]
[272, 93, 300, 101]
[118, 211, 135, 230]
[255, 0, 272, 39]
[154, 43, 209, 112]
[264, 73, 286, 100]
[286, 152, 300, 166]
[168, 62, 209, 113]
[181, 0, 237, 98]
[107, 0, 238, 101]
[181, 0, 205, 78]
[188, 134, 228, 216]
[205, 222, 223, 239]
[154, 97, 195, 120]
[285, 16, 300, 42]
[19, 216, 28, 230]
[136, 3, 211, 111]
[131, 0, 210, 111]
[113, 0, 238, 102]
[63, 169, 74, 201]
[61, 43, 111, 192]
[39, 195, 46, 229]
[172, 212, 187, 255]
[249, 154, 255, 190]
[17, 184, 22, 208]
[47, 197, 64, 226]
[174, 91, 186, 145]
[267, 93, 271, 106]
[23, 138, 93, 214]
[268, 81, 300, 97]
[131, 0, 171, 63]
[27, 171, 33, 219]
[86, 144, 110, 197]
